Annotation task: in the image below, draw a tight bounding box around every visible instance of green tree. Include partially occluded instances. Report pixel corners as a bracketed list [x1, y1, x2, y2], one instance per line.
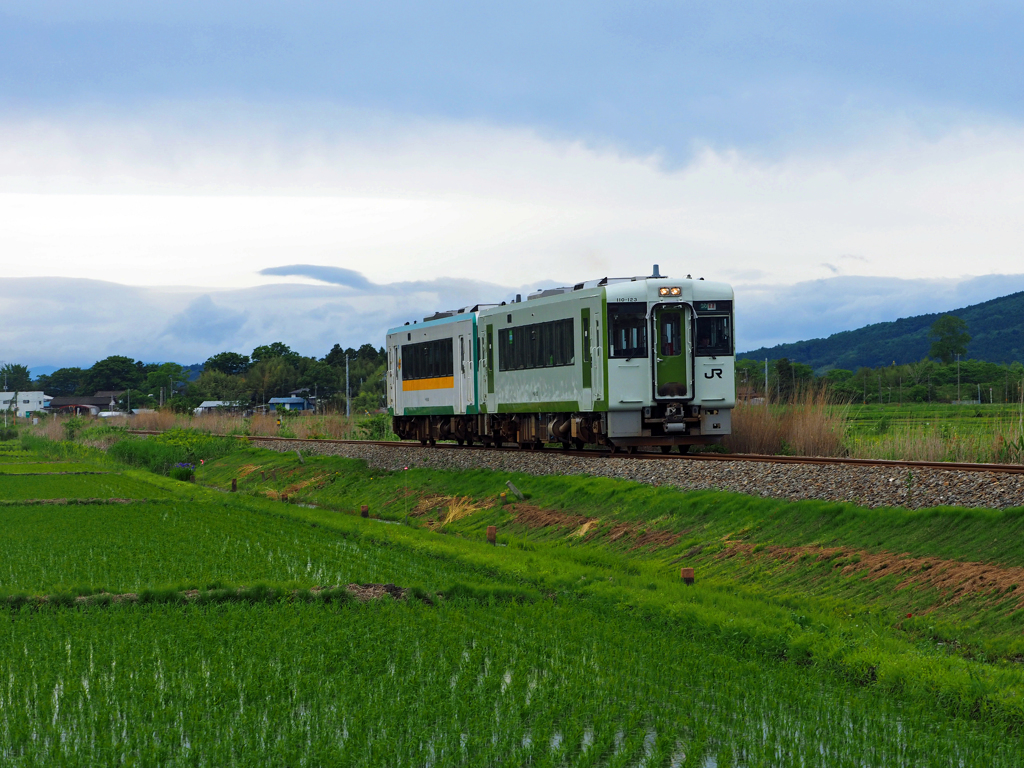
[144, 363, 190, 402]
[251, 342, 302, 367]
[34, 367, 84, 397]
[78, 356, 146, 394]
[929, 315, 970, 365]
[0, 363, 32, 391]
[247, 358, 297, 404]
[299, 360, 340, 398]
[195, 370, 252, 402]
[204, 351, 251, 376]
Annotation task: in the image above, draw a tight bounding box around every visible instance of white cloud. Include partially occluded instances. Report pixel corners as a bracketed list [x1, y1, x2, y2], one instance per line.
[4, 271, 1023, 370]
[2, 111, 1024, 293]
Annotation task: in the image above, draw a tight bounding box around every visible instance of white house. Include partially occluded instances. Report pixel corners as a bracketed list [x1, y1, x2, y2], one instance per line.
[1, 391, 49, 418]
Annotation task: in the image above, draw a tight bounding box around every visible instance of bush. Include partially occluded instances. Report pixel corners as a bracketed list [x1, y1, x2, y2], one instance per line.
[107, 429, 237, 475]
[63, 416, 87, 441]
[169, 463, 195, 482]
[0, 426, 17, 441]
[357, 413, 393, 440]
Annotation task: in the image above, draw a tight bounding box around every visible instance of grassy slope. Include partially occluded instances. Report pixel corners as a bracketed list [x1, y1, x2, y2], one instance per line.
[193, 446, 1024, 727]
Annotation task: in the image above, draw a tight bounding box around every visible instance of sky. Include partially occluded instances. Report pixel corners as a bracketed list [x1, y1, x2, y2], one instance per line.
[2, 2, 1024, 369]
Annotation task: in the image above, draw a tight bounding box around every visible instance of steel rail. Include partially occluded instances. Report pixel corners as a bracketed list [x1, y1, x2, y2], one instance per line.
[126, 430, 1024, 475]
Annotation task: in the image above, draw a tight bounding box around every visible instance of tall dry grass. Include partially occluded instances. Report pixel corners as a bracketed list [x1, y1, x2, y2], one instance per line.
[725, 389, 848, 457]
[31, 415, 68, 442]
[23, 410, 364, 442]
[130, 410, 178, 431]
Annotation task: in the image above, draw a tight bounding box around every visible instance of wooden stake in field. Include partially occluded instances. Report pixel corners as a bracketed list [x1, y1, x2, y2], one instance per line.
[361, 505, 369, 518]
[231, 479, 237, 492]
[487, 526, 497, 545]
[680, 567, 695, 585]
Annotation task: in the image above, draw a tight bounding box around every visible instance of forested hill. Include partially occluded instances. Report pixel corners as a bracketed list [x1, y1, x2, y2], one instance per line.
[739, 290, 1024, 373]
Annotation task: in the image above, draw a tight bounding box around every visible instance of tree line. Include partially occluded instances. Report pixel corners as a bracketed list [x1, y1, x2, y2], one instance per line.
[737, 315, 1024, 404]
[4, 342, 387, 414]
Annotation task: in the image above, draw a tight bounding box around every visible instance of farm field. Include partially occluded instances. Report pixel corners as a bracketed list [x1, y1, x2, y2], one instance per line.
[0, 461, 107, 473]
[0, 473, 175, 501]
[844, 403, 1024, 463]
[2, 436, 1024, 764]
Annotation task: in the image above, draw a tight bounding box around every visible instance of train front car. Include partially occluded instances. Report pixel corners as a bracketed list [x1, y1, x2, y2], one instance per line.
[604, 274, 735, 451]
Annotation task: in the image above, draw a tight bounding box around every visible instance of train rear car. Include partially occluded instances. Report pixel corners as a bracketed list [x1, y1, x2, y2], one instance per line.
[386, 311, 479, 444]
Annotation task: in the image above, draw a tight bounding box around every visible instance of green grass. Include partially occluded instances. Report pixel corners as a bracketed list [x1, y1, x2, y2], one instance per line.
[3, 435, 1024, 762]
[0, 473, 175, 500]
[0, 462, 110, 474]
[0, 495, 475, 596]
[1, 600, 1018, 766]
[204, 447, 1024, 565]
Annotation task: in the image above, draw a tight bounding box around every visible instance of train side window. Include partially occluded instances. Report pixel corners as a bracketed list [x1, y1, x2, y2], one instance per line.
[497, 318, 575, 371]
[695, 315, 733, 357]
[400, 339, 455, 380]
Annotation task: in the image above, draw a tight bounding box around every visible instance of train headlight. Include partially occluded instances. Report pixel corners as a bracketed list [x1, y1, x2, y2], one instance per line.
[658, 287, 670, 296]
[669, 286, 681, 296]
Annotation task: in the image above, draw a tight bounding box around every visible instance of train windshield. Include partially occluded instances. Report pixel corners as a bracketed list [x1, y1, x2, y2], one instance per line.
[608, 303, 648, 359]
[695, 314, 732, 356]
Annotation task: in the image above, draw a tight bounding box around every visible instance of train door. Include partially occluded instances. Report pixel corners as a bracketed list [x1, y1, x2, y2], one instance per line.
[653, 306, 689, 399]
[579, 308, 593, 409]
[387, 344, 399, 413]
[485, 324, 495, 395]
[592, 312, 603, 404]
[458, 334, 473, 412]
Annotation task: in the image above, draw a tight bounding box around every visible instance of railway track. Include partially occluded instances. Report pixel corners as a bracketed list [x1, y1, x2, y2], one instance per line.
[128, 431, 1024, 475]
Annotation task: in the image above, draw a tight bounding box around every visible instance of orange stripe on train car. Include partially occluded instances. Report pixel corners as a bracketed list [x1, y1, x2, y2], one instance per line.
[402, 376, 455, 391]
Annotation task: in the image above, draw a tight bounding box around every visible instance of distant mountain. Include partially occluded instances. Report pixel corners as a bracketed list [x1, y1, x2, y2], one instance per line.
[739, 291, 1024, 373]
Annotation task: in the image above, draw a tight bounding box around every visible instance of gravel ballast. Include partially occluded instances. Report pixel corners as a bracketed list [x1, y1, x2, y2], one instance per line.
[249, 439, 1024, 510]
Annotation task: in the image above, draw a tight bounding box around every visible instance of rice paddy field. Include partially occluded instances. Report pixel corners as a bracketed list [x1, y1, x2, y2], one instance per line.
[3, 434, 1024, 765]
[844, 403, 1024, 464]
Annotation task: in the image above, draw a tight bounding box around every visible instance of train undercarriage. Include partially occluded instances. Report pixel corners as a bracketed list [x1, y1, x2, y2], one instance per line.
[392, 406, 725, 453]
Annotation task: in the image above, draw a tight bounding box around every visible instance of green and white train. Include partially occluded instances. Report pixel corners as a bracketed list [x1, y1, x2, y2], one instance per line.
[385, 266, 734, 451]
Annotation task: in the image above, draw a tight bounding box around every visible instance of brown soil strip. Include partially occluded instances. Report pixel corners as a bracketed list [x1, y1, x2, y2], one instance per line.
[721, 542, 1024, 608]
[509, 504, 682, 551]
[0, 498, 143, 506]
[1, 471, 112, 476]
[283, 473, 330, 495]
[236, 463, 262, 479]
[8, 583, 410, 607]
[340, 583, 408, 601]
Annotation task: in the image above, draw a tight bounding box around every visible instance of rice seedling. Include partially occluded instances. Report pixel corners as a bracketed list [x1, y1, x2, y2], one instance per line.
[0, 473, 171, 501]
[0, 599, 1019, 766]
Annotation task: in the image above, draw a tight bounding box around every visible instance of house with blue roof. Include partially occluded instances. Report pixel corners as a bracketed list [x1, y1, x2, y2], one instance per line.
[267, 396, 311, 411]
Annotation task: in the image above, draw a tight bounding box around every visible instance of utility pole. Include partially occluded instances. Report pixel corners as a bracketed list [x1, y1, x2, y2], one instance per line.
[345, 355, 350, 418]
[956, 354, 961, 404]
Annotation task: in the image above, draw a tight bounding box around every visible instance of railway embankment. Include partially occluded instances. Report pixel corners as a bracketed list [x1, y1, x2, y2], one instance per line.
[249, 438, 1024, 509]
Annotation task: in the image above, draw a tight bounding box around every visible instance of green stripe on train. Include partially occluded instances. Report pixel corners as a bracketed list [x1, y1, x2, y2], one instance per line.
[402, 406, 456, 415]
[496, 401, 580, 413]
